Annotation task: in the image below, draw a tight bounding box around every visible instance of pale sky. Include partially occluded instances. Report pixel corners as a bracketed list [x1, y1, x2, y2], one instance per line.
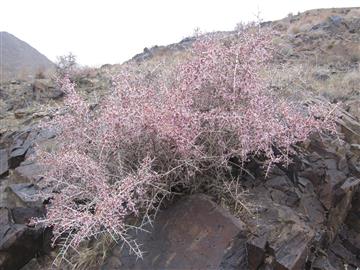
[1, 0, 359, 66]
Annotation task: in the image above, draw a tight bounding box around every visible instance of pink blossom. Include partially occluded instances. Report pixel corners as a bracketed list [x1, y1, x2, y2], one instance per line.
[33, 24, 336, 261]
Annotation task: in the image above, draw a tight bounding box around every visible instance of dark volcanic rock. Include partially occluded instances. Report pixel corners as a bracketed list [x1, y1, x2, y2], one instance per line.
[8, 130, 31, 169]
[328, 236, 360, 269]
[5, 183, 44, 208]
[346, 191, 360, 233]
[32, 79, 63, 101]
[272, 230, 312, 270]
[247, 234, 268, 270]
[319, 169, 347, 210]
[11, 207, 44, 224]
[311, 256, 338, 270]
[338, 225, 360, 258]
[0, 207, 46, 270]
[236, 133, 360, 270]
[0, 149, 9, 178]
[7, 127, 55, 171]
[246, 203, 315, 270]
[102, 194, 247, 270]
[18, 258, 43, 270]
[13, 161, 42, 183]
[219, 233, 248, 270]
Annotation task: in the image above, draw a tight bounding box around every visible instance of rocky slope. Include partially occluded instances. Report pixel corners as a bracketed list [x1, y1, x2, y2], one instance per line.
[0, 32, 54, 81]
[0, 7, 359, 270]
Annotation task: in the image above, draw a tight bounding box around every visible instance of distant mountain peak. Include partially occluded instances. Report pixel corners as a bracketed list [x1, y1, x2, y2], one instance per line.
[0, 32, 54, 81]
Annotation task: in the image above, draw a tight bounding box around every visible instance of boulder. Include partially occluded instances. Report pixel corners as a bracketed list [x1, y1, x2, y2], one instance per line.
[0, 207, 46, 270]
[19, 258, 43, 270]
[338, 226, 360, 257]
[8, 129, 33, 169]
[318, 169, 346, 210]
[219, 233, 248, 270]
[0, 149, 9, 178]
[102, 194, 247, 270]
[272, 229, 313, 270]
[13, 161, 42, 183]
[247, 233, 268, 270]
[245, 203, 315, 270]
[346, 191, 360, 232]
[328, 236, 360, 269]
[5, 183, 44, 208]
[311, 256, 338, 270]
[337, 113, 360, 145]
[11, 207, 44, 224]
[8, 127, 54, 170]
[32, 79, 63, 100]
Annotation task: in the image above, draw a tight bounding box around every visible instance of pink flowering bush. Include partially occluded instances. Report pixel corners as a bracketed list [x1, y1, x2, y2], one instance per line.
[35, 79, 165, 260]
[34, 24, 336, 263]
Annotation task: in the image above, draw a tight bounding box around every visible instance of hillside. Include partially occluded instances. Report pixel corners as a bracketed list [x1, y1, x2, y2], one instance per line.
[0, 7, 360, 270]
[0, 32, 54, 81]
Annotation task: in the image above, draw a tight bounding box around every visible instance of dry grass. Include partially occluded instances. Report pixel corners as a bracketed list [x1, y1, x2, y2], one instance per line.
[35, 234, 116, 270]
[277, 7, 359, 35]
[272, 7, 360, 71]
[216, 177, 257, 219]
[266, 60, 360, 102]
[71, 235, 115, 270]
[322, 42, 360, 65]
[317, 69, 360, 99]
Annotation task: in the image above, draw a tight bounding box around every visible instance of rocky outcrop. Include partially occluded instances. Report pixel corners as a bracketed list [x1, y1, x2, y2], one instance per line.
[0, 126, 55, 270]
[130, 36, 195, 63]
[102, 194, 247, 270]
[32, 79, 64, 101]
[2, 109, 357, 270]
[96, 131, 360, 270]
[0, 207, 48, 270]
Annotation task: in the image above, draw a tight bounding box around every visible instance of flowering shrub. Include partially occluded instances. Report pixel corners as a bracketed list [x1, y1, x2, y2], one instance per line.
[55, 53, 78, 77]
[35, 78, 165, 261]
[34, 24, 336, 264]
